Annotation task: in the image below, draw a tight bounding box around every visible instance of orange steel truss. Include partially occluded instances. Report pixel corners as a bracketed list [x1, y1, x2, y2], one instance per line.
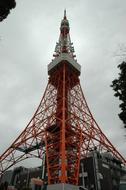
[0, 11, 126, 185]
[45, 62, 82, 184]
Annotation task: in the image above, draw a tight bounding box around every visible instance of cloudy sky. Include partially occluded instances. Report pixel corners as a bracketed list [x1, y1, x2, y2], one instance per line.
[0, 0, 126, 164]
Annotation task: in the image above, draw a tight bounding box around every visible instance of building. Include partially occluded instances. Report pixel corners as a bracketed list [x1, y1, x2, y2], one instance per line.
[119, 175, 126, 190]
[79, 150, 126, 190]
[1, 150, 126, 190]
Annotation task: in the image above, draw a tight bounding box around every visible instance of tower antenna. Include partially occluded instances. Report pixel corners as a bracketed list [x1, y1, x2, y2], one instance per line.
[64, 9, 66, 19]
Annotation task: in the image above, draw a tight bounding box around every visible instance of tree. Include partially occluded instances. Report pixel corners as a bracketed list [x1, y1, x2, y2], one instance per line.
[0, 0, 16, 22]
[111, 61, 126, 128]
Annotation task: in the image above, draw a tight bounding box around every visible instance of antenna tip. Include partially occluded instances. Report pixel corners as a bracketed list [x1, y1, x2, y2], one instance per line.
[64, 9, 66, 19]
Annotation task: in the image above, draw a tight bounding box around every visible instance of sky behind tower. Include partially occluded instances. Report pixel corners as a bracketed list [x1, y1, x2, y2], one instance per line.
[0, 0, 126, 166]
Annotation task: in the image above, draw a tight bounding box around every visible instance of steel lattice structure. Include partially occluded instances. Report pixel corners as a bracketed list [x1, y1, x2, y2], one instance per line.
[0, 11, 126, 185]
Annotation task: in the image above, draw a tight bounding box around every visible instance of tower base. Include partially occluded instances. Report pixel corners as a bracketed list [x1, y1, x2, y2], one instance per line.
[47, 183, 79, 190]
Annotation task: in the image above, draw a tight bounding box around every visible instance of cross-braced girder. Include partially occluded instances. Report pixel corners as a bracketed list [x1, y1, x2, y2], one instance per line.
[0, 61, 126, 183]
[46, 61, 126, 185]
[0, 11, 126, 186]
[0, 82, 58, 178]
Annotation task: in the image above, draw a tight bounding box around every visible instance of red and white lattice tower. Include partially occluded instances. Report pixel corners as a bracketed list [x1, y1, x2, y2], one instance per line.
[0, 11, 126, 187]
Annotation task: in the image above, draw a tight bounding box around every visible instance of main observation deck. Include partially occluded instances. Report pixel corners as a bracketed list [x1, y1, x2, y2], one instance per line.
[48, 53, 81, 75]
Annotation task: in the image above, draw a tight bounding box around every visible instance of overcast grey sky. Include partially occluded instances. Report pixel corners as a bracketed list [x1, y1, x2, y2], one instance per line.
[0, 0, 126, 163]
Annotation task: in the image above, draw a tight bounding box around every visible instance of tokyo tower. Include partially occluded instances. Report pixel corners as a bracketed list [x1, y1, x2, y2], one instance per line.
[0, 10, 126, 188]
